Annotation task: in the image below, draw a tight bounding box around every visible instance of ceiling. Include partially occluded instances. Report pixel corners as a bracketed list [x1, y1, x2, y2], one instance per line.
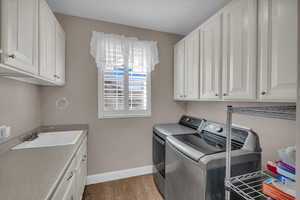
[46, 0, 231, 35]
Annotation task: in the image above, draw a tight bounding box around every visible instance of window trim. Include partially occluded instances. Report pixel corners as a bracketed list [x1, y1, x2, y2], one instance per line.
[98, 69, 152, 119]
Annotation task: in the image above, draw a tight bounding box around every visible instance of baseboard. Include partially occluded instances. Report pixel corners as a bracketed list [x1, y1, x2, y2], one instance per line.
[87, 165, 154, 185]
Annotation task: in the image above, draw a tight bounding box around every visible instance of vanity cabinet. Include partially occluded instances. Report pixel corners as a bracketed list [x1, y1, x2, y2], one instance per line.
[52, 137, 87, 200]
[221, 0, 258, 100]
[0, 0, 66, 86]
[174, 30, 200, 100]
[258, 0, 298, 102]
[199, 14, 222, 100]
[1, 0, 39, 74]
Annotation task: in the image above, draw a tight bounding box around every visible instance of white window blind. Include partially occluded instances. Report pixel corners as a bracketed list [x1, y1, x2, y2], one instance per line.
[99, 66, 150, 118]
[91, 31, 158, 118]
[103, 67, 125, 111]
[128, 70, 148, 111]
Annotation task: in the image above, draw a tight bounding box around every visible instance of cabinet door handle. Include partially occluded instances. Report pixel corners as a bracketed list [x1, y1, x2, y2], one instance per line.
[8, 54, 15, 59]
[223, 93, 228, 96]
[67, 171, 74, 181]
[215, 93, 219, 96]
[261, 91, 267, 95]
[82, 155, 87, 162]
[54, 75, 61, 79]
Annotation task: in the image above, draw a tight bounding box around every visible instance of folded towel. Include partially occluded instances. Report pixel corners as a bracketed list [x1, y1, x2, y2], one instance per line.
[263, 178, 295, 199]
[277, 161, 295, 172]
[277, 167, 296, 182]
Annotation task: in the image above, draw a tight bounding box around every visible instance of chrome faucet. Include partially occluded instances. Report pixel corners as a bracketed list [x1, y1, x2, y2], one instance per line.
[23, 132, 39, 142]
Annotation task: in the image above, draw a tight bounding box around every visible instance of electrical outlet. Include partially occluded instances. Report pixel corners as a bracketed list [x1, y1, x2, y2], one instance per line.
[0, 125, 11, 139]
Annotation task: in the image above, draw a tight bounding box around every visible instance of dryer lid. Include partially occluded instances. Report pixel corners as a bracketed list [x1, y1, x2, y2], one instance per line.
[153, 124, 197, 139]
[167, 133, 230, 162]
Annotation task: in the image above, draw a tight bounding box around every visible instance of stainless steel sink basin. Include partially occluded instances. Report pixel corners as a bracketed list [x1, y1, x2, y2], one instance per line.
[12, 130, 82, 150]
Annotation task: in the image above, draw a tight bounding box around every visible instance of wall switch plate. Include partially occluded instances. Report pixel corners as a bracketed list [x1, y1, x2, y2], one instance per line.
[0, 125, 11, 139]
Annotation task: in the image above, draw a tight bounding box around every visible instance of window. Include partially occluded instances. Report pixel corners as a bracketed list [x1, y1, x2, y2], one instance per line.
[98, 66, 151, 118]
[91, 32, 158, 118]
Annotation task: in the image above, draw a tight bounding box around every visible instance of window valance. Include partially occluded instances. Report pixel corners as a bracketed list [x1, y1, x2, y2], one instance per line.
[90, 31, 159, 73]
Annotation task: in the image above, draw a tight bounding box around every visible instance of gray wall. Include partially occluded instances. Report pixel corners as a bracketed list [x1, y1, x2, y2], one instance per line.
[40, 14, 186, 175]
[186, 102, 296, 165]
[0, 78, 41, 144]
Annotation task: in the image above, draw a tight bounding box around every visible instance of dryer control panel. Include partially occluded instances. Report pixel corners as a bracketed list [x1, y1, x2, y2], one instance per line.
[179, 116, 204, 130]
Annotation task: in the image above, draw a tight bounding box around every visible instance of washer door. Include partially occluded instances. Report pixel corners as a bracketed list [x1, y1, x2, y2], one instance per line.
[165, 141, 206, 200]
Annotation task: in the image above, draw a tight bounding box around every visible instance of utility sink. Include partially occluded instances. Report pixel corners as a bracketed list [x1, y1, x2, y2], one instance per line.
[12, 130, 83, 150]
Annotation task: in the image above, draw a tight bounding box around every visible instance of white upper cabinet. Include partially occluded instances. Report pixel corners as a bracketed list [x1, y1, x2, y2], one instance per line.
[55, 22, 66, 85]
[173, 0, 297, 102]
[174, 30, 200, 100]
[0, 0, 66, 86]
[184, 30, 200, 100]
[199, 14, 222, 100]
[222, 0, 258, 100]
[1, 0, 39, 74]
[39, 0, 56, 81]
[258, 0, 298, 102]
[174, 40, 185, 100]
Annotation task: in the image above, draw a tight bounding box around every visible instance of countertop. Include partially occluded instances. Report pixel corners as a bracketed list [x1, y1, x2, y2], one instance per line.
[0, 124, 88, 200]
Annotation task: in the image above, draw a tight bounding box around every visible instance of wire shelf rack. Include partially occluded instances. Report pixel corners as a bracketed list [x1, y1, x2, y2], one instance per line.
[231, 105, 296, 121]
[225, 105, 296, 200]
[227, 170, 274, 200]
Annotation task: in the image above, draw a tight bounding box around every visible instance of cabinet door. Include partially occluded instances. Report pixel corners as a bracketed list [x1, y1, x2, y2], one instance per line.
[258, 0, 297, 101]
[200, 15, 222, 100]
[55, 22, 66, 85]
[39, 0, 56, 81]
[76, 139, 87, 200]
[62, 175, 76, 200]
[174, 40, 185, 100]
[184, 31, 200, 99]
[52, 159, 76, 200]
[2, 0, 39, 74]
[222, 0, 257, 100]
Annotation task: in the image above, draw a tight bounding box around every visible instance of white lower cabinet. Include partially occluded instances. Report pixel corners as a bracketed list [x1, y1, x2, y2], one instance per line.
[52, 137, 87, 200]
[222, 0, 258, 100]
[258, 0, 298, 101]
[75, 138, 88, 200]
[62, 172, 76, 200]
[199, 14, 222, 100]
[52, 157, 76, 200]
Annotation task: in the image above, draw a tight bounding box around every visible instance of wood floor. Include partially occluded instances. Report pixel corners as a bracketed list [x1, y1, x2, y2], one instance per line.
[84, 174, 164, 200]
